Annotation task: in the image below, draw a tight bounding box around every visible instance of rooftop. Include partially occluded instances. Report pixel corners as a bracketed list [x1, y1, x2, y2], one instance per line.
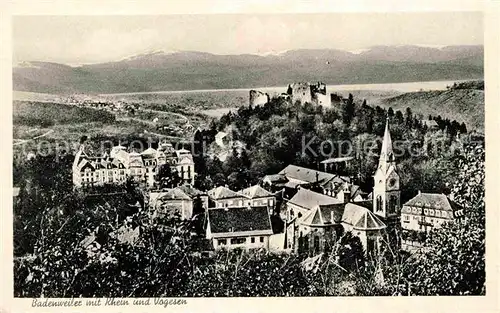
[207, 186, 246, 200]
[239, 185, 273, 199]
[404, 193, 462, 212]
[208, 206, 272, 236]
[289, 188, 342, 210]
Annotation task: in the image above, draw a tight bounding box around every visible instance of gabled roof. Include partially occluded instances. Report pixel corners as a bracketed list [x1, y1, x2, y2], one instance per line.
[300, 203, 345, 226]
[421, 119, 439, 128]
[239, 185, 273, 199]
[279, 165, 335, 184]
[342, 203, 386, 231]
[141, 147, 157, 156]
[208, 206, 272, 237]
[158, 188, 192, 201]
[177, 184, 205, 198]
[403, 193, 462, 212]
[208, 186, 246, 200]
[262, 173, 288, 184]
[288, 188, 342, 210]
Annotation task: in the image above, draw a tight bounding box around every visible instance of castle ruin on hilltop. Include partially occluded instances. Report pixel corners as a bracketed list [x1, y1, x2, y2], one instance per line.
[287, 82, 332, 106]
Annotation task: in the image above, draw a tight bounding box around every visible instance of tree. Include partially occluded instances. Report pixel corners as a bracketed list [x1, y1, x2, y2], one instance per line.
[388, 107, 394, 117]
[156, 164, 182, 189]
[342, 93, 356, 125]
[336, 232, 365, 272]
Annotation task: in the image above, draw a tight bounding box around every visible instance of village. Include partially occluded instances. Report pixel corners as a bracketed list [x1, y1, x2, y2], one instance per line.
[70, 81, 465, 261]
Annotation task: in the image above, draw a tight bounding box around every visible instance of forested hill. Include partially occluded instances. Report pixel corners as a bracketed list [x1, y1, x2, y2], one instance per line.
[379, 80, 484, 131]
[193, 92, 474, 202]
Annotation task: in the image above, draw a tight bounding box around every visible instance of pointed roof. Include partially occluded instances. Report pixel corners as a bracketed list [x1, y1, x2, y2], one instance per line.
[378, 118, 395, 174]
[207, 186, 246, 200]
[239, 185, 273, 199]
[342, 203, 386, 231]
[158, 188, 191, 201]
[300, 203, 345, 226]
[141, 147, 157, 155]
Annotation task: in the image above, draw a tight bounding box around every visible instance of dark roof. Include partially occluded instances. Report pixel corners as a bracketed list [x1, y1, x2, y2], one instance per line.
[279, 165, 336, 184]
[289, 188, 342, 210]
[403, 193, 462, 212]
[208, 206, 272, 235]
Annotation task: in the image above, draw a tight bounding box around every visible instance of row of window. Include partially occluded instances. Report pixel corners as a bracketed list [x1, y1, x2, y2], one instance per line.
[217, 199, 274, 208]
[82, 170, 126, 176]
[218, 236, 265, 246]
[402, 214, 446, 224]
[402, 206, 452, 218]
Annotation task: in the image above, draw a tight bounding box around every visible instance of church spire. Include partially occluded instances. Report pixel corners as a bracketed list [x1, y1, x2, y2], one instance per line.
[378, 117, 395, 173]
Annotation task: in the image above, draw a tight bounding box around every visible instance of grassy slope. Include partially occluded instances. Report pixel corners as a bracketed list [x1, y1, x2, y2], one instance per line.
[378, 88, 484, 131]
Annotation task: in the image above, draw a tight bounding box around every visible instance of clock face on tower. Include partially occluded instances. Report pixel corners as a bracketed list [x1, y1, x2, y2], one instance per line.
[388, 178, 397, 188]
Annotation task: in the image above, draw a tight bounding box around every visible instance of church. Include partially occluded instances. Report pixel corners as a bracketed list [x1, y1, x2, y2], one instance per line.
[284, 119, 401, 256]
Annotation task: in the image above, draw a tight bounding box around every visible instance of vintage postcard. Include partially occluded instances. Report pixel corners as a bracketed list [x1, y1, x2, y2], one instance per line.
[2, 0, 499, 312]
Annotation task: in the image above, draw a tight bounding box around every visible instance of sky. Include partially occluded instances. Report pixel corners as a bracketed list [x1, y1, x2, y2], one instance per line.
[13, 12, 483, 65]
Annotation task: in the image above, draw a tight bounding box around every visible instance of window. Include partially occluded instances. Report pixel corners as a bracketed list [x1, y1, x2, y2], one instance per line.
[230, 238, 246, 245]
[251, 237, 255, 243]
[389, 195, 398, 214]
[435, 210, 441, 217]
[367, 238, 376, 254]
[376, 195, 383, 212]
[424, 209, 429, 215]
[260, 237, 264, 243]
[218, 239, 226, 245]
[429, 209, 435, 216]
[313, 236, 320, 254]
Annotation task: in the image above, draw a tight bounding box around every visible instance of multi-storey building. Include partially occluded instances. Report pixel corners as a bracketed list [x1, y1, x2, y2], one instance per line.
[72, 142, 196, 188]
[401, 192, 464, 251]
[206, 206, 273, 251]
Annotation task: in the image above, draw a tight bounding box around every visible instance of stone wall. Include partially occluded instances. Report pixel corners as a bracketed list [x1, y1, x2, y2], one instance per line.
[249, 90, 270, 107]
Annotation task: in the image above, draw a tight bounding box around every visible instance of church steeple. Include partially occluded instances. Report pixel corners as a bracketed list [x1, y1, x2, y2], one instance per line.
[373, 117, 400, 221]
[378, 117, 395, 174]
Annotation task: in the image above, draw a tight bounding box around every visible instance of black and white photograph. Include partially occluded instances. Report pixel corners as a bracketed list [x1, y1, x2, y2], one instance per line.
[5, 1, 496, 307]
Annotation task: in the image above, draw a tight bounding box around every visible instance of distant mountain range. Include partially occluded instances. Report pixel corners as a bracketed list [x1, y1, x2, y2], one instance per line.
[13, 45, 483, 94]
